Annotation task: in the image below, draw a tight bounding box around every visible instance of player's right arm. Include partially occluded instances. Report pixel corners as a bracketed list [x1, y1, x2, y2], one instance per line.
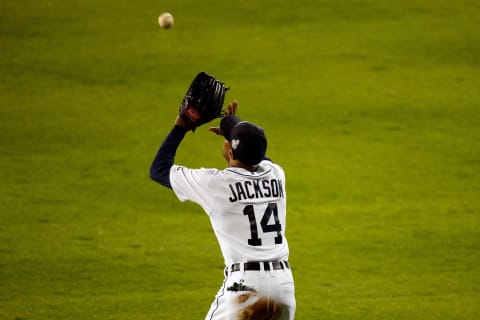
[208, 101, 271, 163]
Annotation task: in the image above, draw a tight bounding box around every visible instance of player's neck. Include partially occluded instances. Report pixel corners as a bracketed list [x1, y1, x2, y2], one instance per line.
[229, 159, 258, 172]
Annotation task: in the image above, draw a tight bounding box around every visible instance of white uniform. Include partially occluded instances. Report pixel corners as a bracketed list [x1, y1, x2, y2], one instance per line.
[170, 160, 296, 319]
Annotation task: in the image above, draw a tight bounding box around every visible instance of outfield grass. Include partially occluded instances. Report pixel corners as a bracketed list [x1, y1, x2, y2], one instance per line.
[1, 0, 479, 319]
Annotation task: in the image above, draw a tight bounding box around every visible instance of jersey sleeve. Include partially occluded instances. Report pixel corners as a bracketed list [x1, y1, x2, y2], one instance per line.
[169, 165, 220, 210]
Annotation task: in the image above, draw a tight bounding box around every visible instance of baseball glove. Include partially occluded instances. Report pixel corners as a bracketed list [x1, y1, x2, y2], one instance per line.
[178, 71, 229, 130]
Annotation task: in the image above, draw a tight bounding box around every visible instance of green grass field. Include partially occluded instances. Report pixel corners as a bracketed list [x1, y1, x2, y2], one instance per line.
[1, 0, 479, 319]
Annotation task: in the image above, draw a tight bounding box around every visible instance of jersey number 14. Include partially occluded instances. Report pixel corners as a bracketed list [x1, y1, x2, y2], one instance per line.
[243, 203, 283, 246]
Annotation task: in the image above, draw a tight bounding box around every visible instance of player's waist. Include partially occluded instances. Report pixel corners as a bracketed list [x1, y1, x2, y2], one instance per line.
[227, 260, 290, 273]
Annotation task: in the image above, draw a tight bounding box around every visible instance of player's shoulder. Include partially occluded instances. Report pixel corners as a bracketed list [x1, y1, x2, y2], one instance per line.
[171, 164, 223, 177]
[261, 159, 283, 170]
[224, 159, 284, 178]
[171, 161, 284, 180]
[262, 160, 285, 179]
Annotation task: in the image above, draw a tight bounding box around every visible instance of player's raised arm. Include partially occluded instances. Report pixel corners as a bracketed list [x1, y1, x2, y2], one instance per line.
[150, 72, 229, 189]
[149, 118, 188, 189]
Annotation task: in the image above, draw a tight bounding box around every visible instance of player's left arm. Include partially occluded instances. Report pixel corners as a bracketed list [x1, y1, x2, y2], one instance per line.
[149, 117, 189, 189]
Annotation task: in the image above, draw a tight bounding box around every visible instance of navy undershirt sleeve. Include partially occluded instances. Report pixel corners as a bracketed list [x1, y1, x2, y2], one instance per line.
[150, 125, 187, 189]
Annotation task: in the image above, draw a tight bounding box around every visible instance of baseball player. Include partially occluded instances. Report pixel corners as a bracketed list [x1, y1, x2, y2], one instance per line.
[150, 97, 296, 319]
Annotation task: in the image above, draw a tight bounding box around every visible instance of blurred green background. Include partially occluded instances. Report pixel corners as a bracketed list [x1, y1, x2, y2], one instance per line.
[1, 0, 479, 319]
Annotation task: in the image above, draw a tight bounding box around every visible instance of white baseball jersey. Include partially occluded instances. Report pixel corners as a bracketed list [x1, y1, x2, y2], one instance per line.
[170, 160, 289, 266]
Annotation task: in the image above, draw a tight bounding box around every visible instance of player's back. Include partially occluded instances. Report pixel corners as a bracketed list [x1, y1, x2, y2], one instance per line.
[208, 160, 289, 266]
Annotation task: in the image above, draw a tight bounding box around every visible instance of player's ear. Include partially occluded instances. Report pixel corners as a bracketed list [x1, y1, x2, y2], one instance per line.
[224, 140, 238, 162]
[223, 140, 233, 161]
[223, 139, 230, 150]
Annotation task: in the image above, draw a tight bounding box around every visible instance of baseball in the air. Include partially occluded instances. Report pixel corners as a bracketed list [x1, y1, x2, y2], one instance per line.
[158, 12, 174, 29]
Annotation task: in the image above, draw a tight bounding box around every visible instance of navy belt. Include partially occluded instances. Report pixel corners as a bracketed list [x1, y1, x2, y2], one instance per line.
[230, 261, 290, 272]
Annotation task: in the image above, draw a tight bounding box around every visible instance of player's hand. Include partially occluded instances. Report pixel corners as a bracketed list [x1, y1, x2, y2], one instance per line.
[208, 100, 238, 136]
[224, 100, 238, 117]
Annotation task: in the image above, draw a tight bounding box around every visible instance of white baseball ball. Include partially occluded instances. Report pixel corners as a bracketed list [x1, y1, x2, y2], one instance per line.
[158, 12, 174, 29]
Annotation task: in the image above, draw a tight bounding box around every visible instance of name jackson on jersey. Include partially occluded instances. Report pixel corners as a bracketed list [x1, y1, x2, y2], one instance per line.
[228, 179, 284, 202]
